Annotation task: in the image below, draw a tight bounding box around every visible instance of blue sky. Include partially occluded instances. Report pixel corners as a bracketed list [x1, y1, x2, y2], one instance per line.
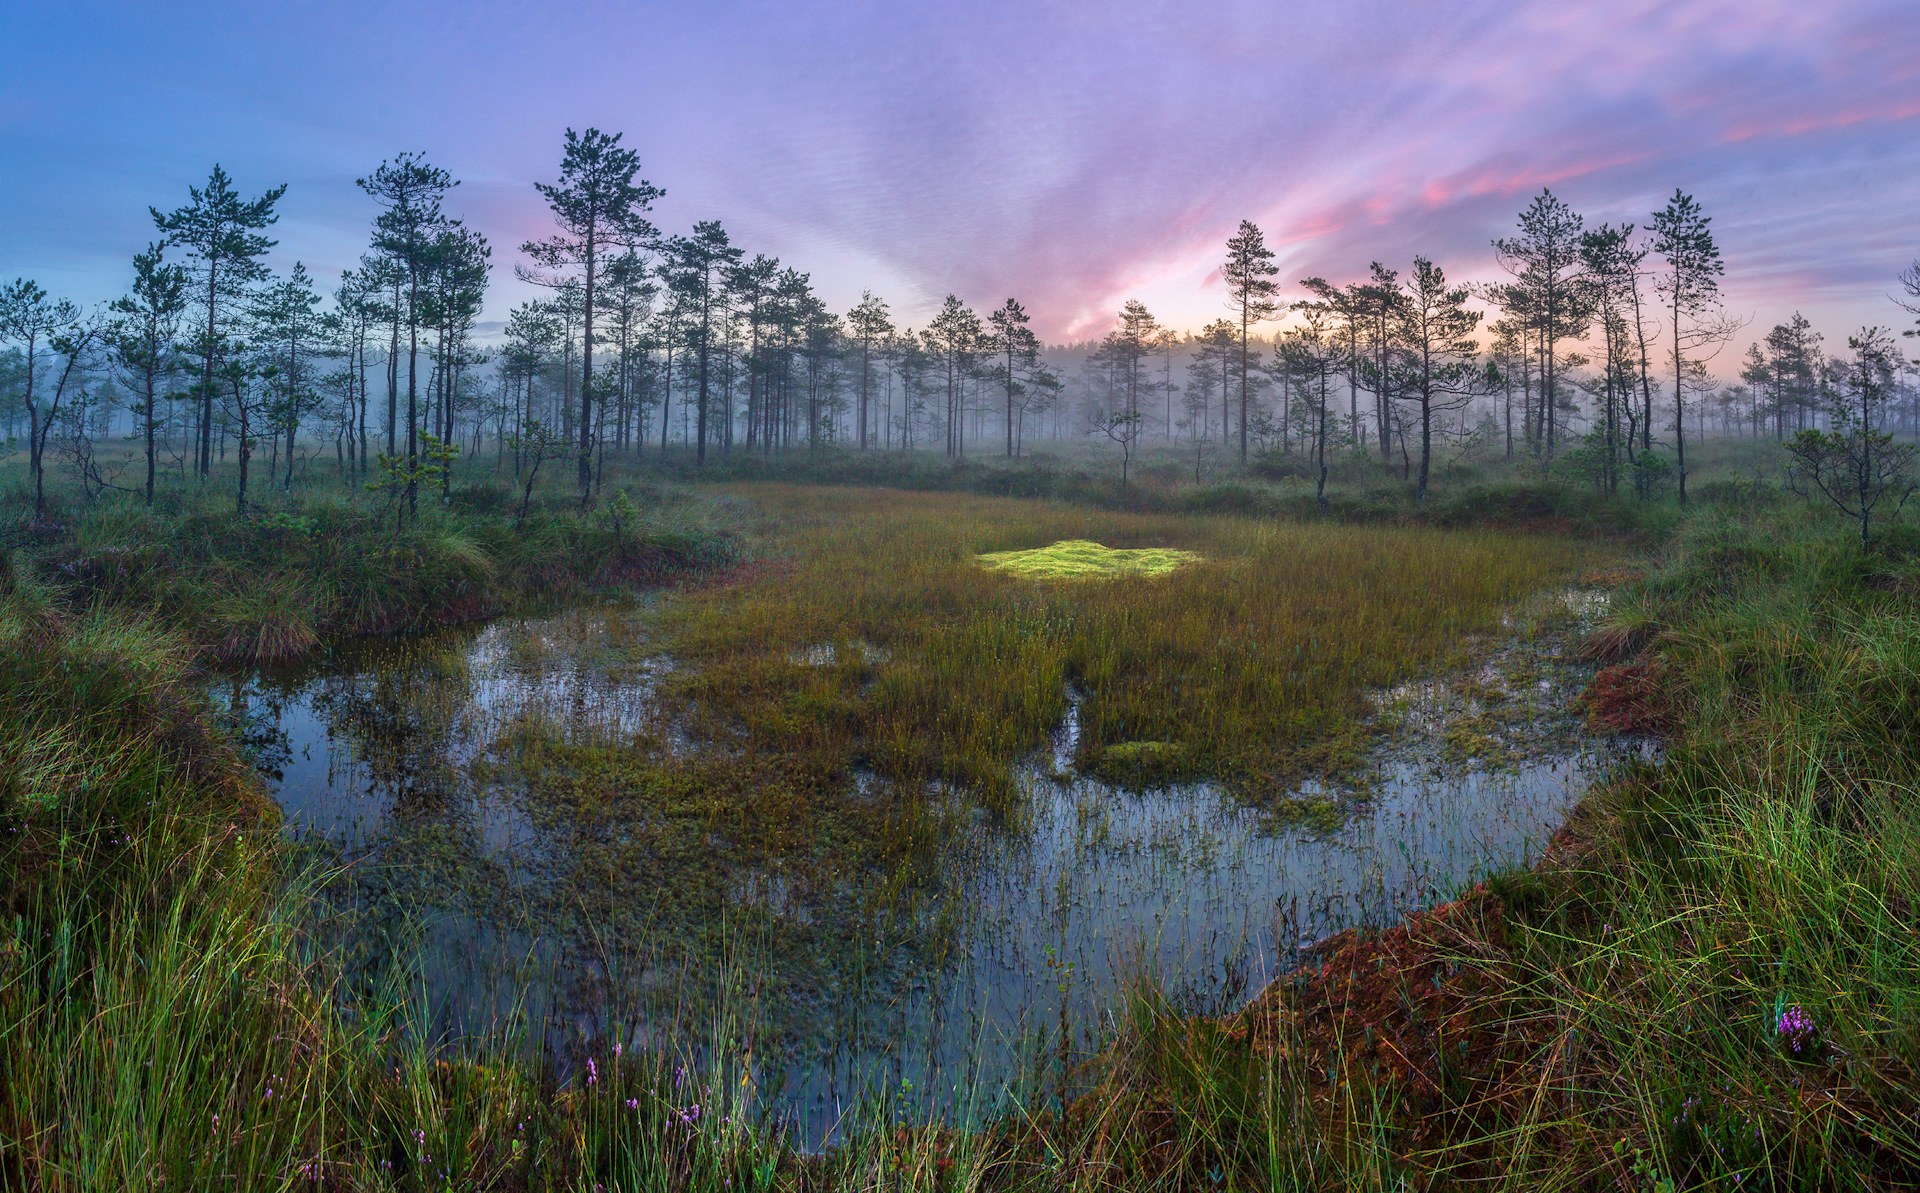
[2, 0, 1916, 349]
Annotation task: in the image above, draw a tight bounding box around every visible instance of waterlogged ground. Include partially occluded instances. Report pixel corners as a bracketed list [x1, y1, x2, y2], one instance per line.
[226, 587, 1640, 1140]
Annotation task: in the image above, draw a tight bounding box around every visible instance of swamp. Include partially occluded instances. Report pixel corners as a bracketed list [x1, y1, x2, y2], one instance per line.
[224, 487, 1641, 1138]
[7, 437, 1920, 1190]
[5, 79, 1920, 1184]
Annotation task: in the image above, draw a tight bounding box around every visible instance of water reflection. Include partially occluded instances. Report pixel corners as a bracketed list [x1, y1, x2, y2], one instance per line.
[226, 593, 1641, 1140]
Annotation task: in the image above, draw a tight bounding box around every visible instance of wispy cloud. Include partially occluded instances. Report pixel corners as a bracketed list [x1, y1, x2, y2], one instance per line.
[1, 0, 1913, 348]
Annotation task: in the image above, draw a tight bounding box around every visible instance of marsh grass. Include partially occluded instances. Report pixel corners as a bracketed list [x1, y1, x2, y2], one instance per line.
[663, 484, 1600, 802]
[0, 595, 817, 1191]
[12, 447, 1920, 1189]
[1134, 506, 1920, 1189]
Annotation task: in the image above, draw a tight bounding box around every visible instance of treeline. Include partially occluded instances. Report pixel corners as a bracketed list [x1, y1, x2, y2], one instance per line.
[4, 128, 1920, 515]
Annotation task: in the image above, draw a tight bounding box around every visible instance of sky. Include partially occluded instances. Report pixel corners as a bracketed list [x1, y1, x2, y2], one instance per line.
[2, 0, 1916, 358]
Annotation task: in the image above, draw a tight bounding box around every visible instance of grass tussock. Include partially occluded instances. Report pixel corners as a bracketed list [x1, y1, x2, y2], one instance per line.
[0, 560, 256, 814]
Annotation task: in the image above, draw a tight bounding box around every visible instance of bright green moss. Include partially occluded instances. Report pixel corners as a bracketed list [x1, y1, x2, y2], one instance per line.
[975, 538, 1201, 580]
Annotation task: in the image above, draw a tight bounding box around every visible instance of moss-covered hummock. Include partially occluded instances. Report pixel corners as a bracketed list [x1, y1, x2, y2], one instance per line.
[1089, 739, 1189, 785]
[976, 538, 1200, 579]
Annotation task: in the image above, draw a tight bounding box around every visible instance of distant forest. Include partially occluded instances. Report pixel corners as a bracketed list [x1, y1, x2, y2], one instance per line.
[4, 127, 1919, 509]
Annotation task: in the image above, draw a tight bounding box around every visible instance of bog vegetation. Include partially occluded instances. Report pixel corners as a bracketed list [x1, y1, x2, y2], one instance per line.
[4, 137, 1920, 1191]
[660, 487, 1590, 798]
[974, 539, 1201, 580]
[4, 439, 1920, 1190]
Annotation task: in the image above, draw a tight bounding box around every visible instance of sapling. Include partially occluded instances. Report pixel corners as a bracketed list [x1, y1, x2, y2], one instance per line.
[1783, 327, 1914, 548]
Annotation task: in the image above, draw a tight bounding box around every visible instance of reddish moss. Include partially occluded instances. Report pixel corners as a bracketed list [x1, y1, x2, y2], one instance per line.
[1584, 656, 1675, 735]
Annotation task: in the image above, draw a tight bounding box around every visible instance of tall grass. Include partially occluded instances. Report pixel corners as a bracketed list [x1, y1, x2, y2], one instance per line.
[1141, 505, 1920, 1189]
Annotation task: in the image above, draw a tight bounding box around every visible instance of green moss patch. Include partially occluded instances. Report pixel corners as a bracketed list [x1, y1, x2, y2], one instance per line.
[976, 539, 1201, 580]
[1260, 795, 1347, 835]
[1089, 740, 1190, 785]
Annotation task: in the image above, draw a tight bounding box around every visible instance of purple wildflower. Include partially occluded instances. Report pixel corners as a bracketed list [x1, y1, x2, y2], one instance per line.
[587, 1057, 599, 1085]
[1776, 1003, 1816, 1053]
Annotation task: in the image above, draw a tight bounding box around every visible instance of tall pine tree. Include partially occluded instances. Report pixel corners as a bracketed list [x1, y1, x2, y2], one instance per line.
[1221, 220, 1280, 463]
[151, 164, 285, 477]
[107, 245, 190, 504]
[1651, 189, 1725, 505]
[522, 129, 660, 499]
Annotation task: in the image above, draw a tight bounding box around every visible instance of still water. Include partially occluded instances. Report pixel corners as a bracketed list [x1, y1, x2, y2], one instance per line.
[222, 593, 1636, 1138]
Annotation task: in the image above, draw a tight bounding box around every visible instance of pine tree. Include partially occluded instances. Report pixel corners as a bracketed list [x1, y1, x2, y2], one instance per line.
[925, 296, 981, 459]
[1650, 190, 1726, 505]
[151, 164, 285, 477]
[1221, 220, 1280, 463]
[599, 250, 657, 456]
[249, 261, 323, 495]
[422, 225, 489, 500]
[1578, 223, 1647, 496]
[1493, 190, 1588, 462]
[1392, 256, 1484, 503]
[522, 130, 660, 498]
[1298, 276, 1369, 452]
[984, 298, 1036, 457]
[0, 279, 82, 511]
[1359, 264, 1404, 461]
[1784, 327, 1913, 547]
[848, 292, 894, 451]
[359, 154, 457, 513]
[727, 255, 780, 452]
[107, 246, 190, 504]
[658, 222, 742, 464]
[1282, 299, 1342, 508]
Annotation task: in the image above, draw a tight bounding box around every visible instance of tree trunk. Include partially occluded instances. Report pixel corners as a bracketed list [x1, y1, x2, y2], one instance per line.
[145, 365, 157, 504]
[201, 257, 219, 475]
[234, 375, 250, 515]
[1672, 287, 1688, 506]
[579, 216, 597, 502]
[407, 269, 420, 517]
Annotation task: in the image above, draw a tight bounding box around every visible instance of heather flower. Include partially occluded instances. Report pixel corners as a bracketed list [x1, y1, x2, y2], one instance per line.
[1776, 1003, 1816, 1053]
[587, 1057, 599, 1085]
